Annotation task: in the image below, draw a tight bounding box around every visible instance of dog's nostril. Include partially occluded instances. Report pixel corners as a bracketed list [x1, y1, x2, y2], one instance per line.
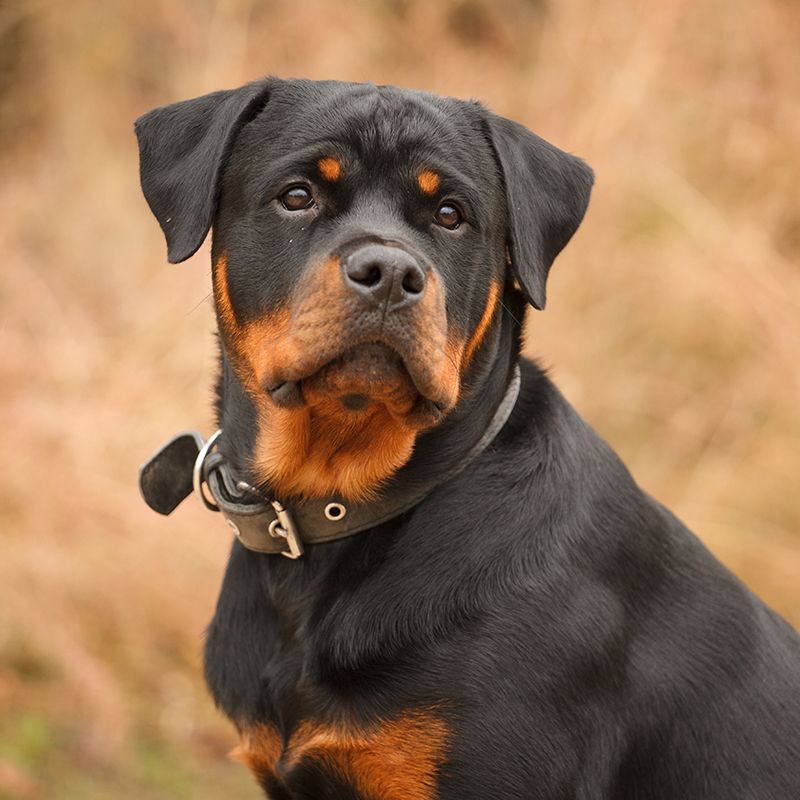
[353, 264, 382, 288]
[401, 268, 424, 295]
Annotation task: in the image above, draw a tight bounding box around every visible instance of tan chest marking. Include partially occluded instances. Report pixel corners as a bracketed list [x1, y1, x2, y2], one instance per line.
[234, 708, 452, 800]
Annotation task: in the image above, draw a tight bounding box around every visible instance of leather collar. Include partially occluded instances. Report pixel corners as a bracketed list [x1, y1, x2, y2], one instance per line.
[139, 364, 520, 558]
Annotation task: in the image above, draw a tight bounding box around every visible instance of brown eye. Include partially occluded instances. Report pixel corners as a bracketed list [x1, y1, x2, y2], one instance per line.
[280, 186, 315, 211]
[435, 203, 462, 230]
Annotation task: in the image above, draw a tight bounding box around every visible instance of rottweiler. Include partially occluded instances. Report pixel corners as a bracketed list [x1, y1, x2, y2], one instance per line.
[136, 78, 800, 799]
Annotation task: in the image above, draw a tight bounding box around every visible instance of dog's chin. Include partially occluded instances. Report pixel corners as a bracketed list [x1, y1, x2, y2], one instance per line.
[268, 343, 445, 427]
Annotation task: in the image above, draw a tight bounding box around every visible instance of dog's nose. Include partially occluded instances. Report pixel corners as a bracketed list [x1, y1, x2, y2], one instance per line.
[343, 245, 426, 310]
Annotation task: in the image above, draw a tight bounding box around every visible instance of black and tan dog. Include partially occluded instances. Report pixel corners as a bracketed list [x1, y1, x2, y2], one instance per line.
[136, 78, 800, 799]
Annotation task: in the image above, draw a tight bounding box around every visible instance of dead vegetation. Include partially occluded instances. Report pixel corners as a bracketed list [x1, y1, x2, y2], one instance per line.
[0, 0, 798, 796]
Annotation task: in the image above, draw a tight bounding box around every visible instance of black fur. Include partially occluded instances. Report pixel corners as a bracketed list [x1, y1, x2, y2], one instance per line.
[136, 78, 800, 798]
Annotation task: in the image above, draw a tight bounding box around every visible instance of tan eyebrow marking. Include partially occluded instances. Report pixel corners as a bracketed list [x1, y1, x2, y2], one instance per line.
[417, 169, 440, 195]
[318, 156, 343, 181]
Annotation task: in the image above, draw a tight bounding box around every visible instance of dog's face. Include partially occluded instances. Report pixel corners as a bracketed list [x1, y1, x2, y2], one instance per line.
[212, 83, 510, 499]
[136, 78, 593, 501]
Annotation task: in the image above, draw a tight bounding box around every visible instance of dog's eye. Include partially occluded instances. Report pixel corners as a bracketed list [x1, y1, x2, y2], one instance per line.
[280, 186, 316, 211]
[435, 203, 462, 230]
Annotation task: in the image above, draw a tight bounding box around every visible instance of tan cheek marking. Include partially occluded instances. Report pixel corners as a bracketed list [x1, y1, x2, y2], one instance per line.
[443, 338, 463, 404]
[212, 252, 237, 343]
[213, 251, 296, 394]
[417, 169, 440, 195]
[250, 253, 348, 388]
[462, 279, 501, 369]
[318, 156, 343, 181]
[414, 269, 461, 408]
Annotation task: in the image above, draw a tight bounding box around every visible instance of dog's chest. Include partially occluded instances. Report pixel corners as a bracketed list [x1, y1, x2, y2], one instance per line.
[221, 547, 457, 798]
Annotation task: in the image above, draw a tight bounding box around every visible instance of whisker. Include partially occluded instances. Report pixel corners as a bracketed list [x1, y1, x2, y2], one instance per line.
[186, 291, 213, 316]
[498, 298, 522, 326]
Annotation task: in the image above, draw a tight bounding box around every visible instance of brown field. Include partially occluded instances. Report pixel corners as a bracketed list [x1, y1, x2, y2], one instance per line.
[1, 0, 799, 796]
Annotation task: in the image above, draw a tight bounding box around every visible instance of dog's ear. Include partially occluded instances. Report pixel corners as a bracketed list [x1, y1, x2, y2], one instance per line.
[484, 113, 594, 310]
[135, 78, 275, 263]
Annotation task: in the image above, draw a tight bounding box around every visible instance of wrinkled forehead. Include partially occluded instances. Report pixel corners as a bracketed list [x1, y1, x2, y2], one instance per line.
[234, 80, 498, 183]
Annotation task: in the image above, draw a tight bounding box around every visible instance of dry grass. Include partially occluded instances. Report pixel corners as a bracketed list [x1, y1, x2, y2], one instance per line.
[0, 0, 798, 796]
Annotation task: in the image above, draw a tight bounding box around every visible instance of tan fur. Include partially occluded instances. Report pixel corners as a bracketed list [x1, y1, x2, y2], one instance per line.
[462, 279, 500, 369]
[235, 708, 452, 799]
[417, 169, 440, 195]
[318, 156, 343, 181]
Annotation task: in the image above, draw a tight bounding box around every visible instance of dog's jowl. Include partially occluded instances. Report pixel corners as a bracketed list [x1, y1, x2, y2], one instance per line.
[136, 78, 800, 799]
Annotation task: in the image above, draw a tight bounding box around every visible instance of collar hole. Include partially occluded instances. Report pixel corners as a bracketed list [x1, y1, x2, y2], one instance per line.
[324, 502, 347, 521]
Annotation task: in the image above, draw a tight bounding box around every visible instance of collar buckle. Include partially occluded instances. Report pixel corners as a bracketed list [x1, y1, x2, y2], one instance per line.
[190, 429, 303, 559]
[268, 501, 304, 559]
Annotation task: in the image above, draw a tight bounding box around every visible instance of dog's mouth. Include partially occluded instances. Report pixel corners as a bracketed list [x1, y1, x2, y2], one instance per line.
[267, 342, 445, 425]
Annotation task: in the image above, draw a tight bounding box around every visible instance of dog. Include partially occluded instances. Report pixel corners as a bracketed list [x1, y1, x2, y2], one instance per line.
[135, 77, 800, 799]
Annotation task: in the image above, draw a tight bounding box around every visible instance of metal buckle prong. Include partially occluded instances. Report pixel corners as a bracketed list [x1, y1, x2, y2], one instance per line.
[268, 500, 304, 559]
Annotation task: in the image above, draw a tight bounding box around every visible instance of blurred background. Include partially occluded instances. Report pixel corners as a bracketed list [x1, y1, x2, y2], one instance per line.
[1, 0, 799, 796]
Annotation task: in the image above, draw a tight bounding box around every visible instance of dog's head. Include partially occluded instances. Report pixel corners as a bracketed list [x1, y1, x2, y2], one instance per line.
[136, 78, 592, 502]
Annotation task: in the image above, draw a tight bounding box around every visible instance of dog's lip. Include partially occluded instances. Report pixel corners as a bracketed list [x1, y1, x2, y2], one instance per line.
[269, 379, 304, 408]
[266, 341, 448, 412]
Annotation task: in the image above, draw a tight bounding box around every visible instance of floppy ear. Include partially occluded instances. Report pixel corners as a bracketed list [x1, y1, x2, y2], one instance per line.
[135, 78, 275, 263]
[485, 114, 594, 310]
